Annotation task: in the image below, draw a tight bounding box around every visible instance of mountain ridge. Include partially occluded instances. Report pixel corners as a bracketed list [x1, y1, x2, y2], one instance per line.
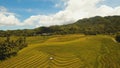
[0, 15, 120, 36]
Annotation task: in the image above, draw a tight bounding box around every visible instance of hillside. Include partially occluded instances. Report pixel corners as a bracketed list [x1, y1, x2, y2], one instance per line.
[0, 34, 120, 68]
[0, 16, 120, 36]
[47, 16, 120, 35]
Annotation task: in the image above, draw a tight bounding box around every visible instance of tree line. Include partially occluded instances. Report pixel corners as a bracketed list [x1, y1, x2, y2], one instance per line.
[0, 36, 27, 60]
[0, 16, 120, 36]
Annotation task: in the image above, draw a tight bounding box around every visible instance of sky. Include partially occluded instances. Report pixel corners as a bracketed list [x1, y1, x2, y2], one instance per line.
[0, 0, 120, 30]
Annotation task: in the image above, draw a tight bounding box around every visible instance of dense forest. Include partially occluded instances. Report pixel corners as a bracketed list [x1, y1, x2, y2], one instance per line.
[0, 36, 27, 60]
[0, 16, 120, 36]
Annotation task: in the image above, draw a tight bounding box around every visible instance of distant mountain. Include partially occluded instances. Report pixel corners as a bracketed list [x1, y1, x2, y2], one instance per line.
[0, 16, 120, 36]
[35, 16, 120, 35]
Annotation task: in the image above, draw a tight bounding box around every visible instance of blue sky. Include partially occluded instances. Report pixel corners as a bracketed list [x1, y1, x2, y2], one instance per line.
[0, 0, 119, 18]
[103, 0, 120, 7]
[0, 0, 63, 21]
[0, 0, 120, 30]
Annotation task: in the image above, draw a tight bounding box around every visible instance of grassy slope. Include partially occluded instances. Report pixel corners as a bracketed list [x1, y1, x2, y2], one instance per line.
[0, 34, 120, 68]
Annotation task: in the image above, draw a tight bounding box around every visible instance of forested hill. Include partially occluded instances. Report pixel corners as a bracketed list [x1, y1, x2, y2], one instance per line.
[57, 16, 120, 35]
[0, 16, 120, 36]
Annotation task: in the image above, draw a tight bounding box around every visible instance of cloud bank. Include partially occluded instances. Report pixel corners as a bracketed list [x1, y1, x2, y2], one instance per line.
[0, 0, 120, 29]
[0, 6, 22, 26]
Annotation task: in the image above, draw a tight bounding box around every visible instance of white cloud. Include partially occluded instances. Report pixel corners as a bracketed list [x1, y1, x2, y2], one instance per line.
[28, 0, 120, 27]
[54, 0, 67, 8]
[0, 6, 23, 26]
[0, 0, 120, 29]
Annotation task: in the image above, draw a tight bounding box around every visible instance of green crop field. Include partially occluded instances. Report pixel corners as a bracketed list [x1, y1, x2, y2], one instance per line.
[0, 34, 120, 68]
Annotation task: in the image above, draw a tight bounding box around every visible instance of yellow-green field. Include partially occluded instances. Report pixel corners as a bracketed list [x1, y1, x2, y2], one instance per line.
[0, 34, 120, 68]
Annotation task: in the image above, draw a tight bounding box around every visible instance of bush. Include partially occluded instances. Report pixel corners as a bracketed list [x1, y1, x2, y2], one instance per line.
[115, 34, 120, 42]
[0, 36, 27, 60]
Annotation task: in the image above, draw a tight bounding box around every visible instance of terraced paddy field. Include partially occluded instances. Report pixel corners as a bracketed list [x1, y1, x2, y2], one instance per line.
[0, 34, 120, 68]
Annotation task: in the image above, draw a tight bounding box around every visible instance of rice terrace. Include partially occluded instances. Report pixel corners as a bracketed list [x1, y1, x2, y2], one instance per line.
[0, 0, 120, 68]
[0, 34, 120, 68]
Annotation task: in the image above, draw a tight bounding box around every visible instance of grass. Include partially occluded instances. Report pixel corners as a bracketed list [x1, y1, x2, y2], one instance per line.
[0, 34, 120, 68]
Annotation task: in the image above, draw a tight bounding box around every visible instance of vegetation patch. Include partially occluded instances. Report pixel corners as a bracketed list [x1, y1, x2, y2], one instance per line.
[115, 34, 120, 43]
[0, 36, 27, 61]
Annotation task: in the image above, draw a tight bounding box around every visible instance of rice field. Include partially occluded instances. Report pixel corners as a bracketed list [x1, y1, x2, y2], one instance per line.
[0, 34, 120, 68]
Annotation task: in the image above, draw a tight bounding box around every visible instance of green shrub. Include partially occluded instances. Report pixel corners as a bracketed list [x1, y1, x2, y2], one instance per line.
[115, 34, 120, 42]
[0, 37, 27, 60]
